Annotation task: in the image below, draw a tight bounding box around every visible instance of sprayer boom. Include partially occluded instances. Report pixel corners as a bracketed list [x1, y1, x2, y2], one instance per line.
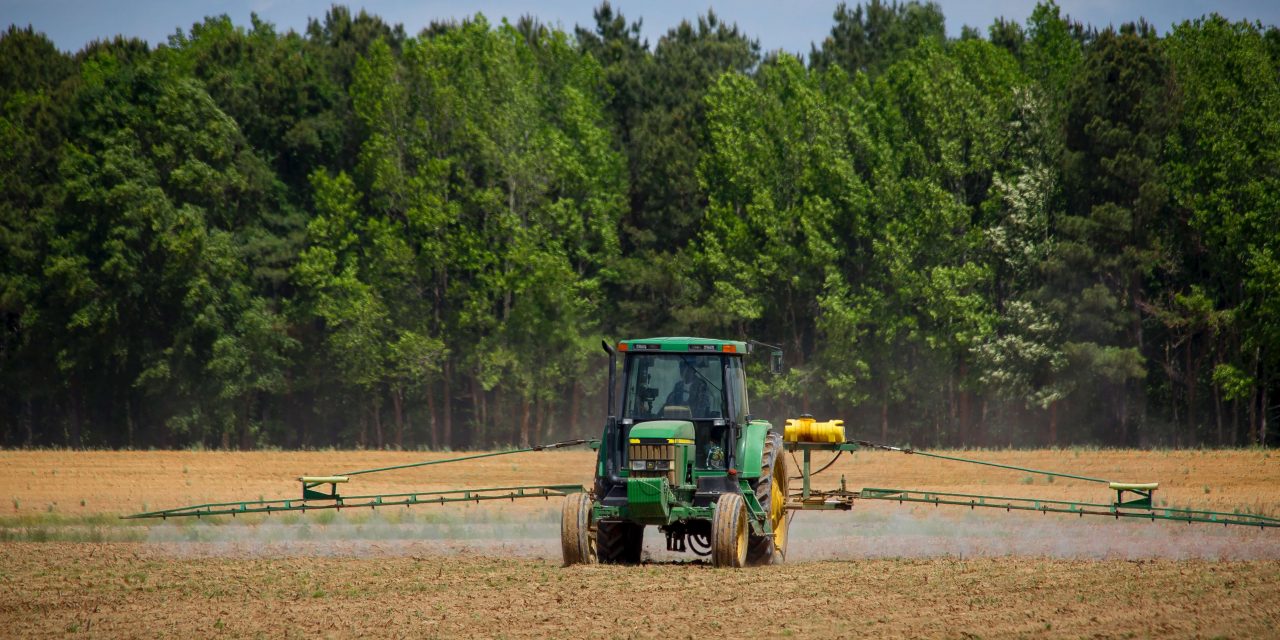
[781, 436, 1280, 529]
[122, 440, 595, 520]
[122, 484, 585, 520]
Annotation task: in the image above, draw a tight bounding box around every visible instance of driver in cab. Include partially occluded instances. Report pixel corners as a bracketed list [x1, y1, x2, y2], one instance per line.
[664, 359, 711, 419]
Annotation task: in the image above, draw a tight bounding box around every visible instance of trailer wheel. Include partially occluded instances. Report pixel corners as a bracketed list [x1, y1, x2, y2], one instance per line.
[561, 492, 597, 566]
[711, 492, 748, 568]
[596, 520, 644, 564]
[747, 430, 790, 565]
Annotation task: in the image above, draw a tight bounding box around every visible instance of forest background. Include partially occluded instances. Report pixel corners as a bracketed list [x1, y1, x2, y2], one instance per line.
[2, 1, 1279, 451]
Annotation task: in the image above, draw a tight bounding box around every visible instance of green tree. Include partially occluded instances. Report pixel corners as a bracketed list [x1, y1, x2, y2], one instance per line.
[809, 0, 946, 77]
[39, 44, 294, 447]
[0, 26, 76, 445]
[1164, 15, 1280, 445]
[1050, 22, 1173, 445]
[699, 55, 862, 416]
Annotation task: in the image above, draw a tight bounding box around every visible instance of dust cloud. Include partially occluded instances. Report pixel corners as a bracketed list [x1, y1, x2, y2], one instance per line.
[145, 505, 562, 559]
[783, 502, 1280, 561]
[141, 500, 1279, 562]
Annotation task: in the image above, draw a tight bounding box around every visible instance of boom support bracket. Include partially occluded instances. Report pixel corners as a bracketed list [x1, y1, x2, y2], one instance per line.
[1110, 482, 1160, 508]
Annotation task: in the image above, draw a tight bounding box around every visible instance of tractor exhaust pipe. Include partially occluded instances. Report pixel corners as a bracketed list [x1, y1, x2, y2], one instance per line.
[600, 339, 624, 484]
[602, 339, 617, 419]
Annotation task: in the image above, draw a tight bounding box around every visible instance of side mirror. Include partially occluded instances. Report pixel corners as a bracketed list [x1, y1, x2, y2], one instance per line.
[770, 350, 784, 375]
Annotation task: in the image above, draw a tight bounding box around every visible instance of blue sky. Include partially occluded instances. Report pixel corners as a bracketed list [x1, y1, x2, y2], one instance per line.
[5, 1, 1278, 56]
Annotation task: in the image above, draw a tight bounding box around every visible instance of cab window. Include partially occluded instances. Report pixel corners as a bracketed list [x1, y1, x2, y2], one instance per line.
[622, 353, 725, 420]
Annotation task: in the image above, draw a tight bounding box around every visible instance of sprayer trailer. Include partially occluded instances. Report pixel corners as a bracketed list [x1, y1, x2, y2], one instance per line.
[125, 336, 1280, 567]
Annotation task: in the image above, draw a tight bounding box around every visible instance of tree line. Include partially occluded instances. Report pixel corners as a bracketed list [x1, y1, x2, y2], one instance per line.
[2, 2, 1278, 450]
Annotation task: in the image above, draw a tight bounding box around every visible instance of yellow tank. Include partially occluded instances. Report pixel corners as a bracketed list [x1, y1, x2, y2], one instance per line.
[783, 416, 845, 443]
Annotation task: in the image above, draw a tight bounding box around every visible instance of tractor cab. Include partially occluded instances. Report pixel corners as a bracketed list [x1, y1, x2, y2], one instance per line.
[618, 338, 748, 472]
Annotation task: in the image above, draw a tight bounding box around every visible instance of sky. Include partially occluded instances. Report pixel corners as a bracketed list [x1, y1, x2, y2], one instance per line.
[5, 1, 1279, 56]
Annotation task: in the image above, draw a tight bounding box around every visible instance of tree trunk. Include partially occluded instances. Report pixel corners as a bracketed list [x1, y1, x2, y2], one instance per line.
[239, 396, 254, 451]
[1010, 401, 1020, 448]
[125, 395, 134, 448]
[358, 407, 367, 449]
[1048, 399, 1058, 446]
[1168, 343, 1180, 447]
[426, 380, 439, 450]
[404, 399, 413, 450]
[1249, 347, 1260, 445]
[392, 386, 405, 450]
[1261, 384, 1269, 447]
[979, 399, 988, 448]
[880, 397, 889, 442]
[470, 376, 486, 449]
[543, 397, 556, 441]
[1129, 296, 1147, 444]
[468, 376, 481, 444]
[520, 397, 531, 447]
[23, 394, 34, 447]
[296, 386, 308, 449]
[1213, 369, 1224, 447]
[442, 360, 453, 449]
[1231, 397, 1239, 447]
[1119, 386, 1130, 447]
[479, 382, 489, 446]
[1185, 339, 1197, 446]
[570, 379, 581, 437]
[535, 397, 545, 442]
[372, 395, 384, 449]
[947, 373, 958, 445]
[67, 379, 82, 449]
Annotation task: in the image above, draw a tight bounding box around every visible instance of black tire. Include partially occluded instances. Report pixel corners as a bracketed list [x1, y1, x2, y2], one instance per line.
[596, 520, 644, 564]
[711, 492, 748, 568]
[561, 492, 596, 566]
[747, 430, 790, 566]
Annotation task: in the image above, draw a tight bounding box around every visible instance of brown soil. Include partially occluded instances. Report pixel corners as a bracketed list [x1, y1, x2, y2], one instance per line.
[2, 447, 1276, 517]
[1, 448, 1278, 638]
[1, 542, 1278, 639]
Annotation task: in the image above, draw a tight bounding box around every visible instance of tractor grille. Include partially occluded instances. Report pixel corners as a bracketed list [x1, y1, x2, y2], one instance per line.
[629, 443, 676, 485]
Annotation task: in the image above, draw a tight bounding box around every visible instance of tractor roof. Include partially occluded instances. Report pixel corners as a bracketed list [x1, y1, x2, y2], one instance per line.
[617, 336, 749, 355]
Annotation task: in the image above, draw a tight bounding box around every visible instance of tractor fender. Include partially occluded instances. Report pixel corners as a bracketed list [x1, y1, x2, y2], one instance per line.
[735, 420, 772, 479]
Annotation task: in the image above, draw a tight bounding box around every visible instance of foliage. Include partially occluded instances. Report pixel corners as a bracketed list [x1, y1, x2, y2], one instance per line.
[1, 3, 1278, 449]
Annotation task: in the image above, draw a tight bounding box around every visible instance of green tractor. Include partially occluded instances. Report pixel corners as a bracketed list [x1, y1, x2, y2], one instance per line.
[561, 337, 789, 568]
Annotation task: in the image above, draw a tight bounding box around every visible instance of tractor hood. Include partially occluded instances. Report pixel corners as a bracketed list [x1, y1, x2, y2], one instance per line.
[628, 420, 695, 441]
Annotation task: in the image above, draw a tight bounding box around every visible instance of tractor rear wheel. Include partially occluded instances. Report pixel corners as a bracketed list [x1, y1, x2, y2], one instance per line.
[747, 430, 790, 565]
[561, 492, 596, 566]
[711, 492, 748, 568]
[596, 520, 644, 564]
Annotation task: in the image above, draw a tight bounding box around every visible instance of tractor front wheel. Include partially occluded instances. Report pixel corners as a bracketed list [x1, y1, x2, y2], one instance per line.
[596, 520, 644, 564]
[711, 492, 748, 568]
[561, 492, 596, 566]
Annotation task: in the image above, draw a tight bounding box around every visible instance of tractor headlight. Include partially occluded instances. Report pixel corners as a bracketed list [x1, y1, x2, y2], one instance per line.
[630, 459, 672, 471]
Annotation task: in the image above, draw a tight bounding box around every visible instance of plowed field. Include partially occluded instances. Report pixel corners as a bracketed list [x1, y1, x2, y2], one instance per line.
[1, 448, 1278, 638]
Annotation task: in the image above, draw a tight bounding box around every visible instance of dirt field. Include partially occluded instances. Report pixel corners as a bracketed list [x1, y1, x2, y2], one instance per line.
[4, 447, 1277, 518]
[2, 448, 1278, 638]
